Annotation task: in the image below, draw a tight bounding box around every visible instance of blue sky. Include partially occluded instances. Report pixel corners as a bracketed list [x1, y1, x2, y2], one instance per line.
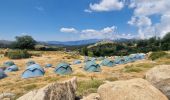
[0, 0, 169, 41]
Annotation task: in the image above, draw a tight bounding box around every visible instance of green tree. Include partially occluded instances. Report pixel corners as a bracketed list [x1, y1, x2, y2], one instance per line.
[81, 47, 88, 56]
[161, 32, 170, 50]
[13, 35, 36, 49]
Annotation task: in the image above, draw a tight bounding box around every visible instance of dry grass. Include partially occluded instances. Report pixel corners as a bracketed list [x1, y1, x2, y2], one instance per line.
[0, 50, 169, 98]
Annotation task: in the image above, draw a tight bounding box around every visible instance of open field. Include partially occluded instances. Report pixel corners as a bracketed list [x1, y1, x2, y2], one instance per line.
[0, 51, 170, 98]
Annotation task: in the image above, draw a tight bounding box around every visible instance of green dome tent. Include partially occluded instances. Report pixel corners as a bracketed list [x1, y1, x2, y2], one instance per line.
[73, 60, 81, 64]
[26, 60, 36, 66]
[101, 59, 115, 67]
[84, 61, 101, 72]
[3, 61, 15, 67]
[45, 64, 52, 68]
[54, 62, 73, 75]
[97, 57, 105, 61]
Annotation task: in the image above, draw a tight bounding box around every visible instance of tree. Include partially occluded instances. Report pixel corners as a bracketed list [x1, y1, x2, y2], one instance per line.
[13, 35, 36, 49]
[81, 47, 88, 56]
[161, 32, 170, 50]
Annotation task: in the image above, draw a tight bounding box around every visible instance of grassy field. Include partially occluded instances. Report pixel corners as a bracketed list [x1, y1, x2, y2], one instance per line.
[0, 50, 169, 98]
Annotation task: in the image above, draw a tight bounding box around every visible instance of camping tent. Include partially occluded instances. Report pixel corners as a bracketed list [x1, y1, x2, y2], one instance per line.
[84, 56, 91, 62]
[0, 69, 7, 79]
[54, 63, 72, 75]
[73, 60, 81, 64]
[22, 64, 45, 78]
[26, 60, 36, 66]
[101, 59, 115, 67]
[45, 64, 52, 68]
[113, 58, 121, 64]
[136, 53, 146, 59]
[3, 61, 15, 67]
[97, 57, 105, 61]
[5, 65, 19, 72]
[84, 61, 101, 72]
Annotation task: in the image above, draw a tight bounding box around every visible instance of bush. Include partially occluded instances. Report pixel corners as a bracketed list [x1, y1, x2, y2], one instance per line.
[149, 51, 167, 60]
[5, 50, 31, 59]
[76, 79, 103, 96]
[123, 65, 143, 73]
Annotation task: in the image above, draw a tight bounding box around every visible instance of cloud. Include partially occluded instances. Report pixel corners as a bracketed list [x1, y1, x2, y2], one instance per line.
[35, 6, 44, 12]
[80, 26, 117, 39]
[60, 27, 78, 33]
[128, 0, 170, 39]
[21, 33, 29, 36]
[60, 26, 136, 40]
[86, 0, 124, 12]
[84, 9, 92, 13]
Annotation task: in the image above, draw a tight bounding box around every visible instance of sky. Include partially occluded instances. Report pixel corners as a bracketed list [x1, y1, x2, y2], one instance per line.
[0, 0, 170, 41]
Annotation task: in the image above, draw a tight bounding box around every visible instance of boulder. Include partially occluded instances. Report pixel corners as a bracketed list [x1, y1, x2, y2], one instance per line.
[146, 65, 170, 99]
[17, 77, 77, 100]
[0, 93, 16, 100]
[81, 93, 100, 100]
[98, 78, 168, 100]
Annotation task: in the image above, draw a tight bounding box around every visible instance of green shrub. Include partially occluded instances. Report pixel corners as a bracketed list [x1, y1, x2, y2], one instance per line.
[123, 65, 143, 73]
[29, 51, 42, 57]
[5, 50, 31, 59]
[23, 84, 37, 91]
[149, 51, 167, 60]
[76, 79, 104, 96]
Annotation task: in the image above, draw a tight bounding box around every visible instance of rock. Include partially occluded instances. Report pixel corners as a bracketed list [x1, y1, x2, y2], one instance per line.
[17, 77, 77, 100]
[146, 65, 170, 99]
[98, 78, 168, 100]
[0, 93, 16, 100]
[81, 93, 100, 100]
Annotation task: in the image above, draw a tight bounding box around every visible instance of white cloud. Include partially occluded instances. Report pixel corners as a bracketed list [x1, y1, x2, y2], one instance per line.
[60, 27, 78, 33]
[128, 16, 151, 27]
[128, 0, 170, 39]
[60, 26, 136, 40]
[86, 0, 124, 12]
[80, 26, 117, 39]
[35, 6, 44, 12]
[84, 9, 92, 13]
[21, 33, 29, 36]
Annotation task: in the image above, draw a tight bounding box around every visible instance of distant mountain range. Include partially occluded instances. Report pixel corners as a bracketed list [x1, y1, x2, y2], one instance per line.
[46, 39, 101, 46]
[0, 38, 135, 46]
[46, 38, 135, 46]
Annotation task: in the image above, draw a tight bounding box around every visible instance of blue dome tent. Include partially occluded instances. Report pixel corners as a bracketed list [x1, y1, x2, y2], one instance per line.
[45, 64, 52, 68]
[26, 60, 36, 66]
[3, 61, 15, 67]
[0, 69, 7, 79]
[5, 65, 19, 72]
[113, 58, 121, 64]
[54, 63, 72, 75]
[73, 60, 81, 64]
[84, 61, 101, 72]
[22, 64, 45, 79]
[101, 59, 115, 67]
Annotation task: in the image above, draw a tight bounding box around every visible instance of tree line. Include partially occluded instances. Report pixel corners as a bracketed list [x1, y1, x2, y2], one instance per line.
[80, 32, 170, 57]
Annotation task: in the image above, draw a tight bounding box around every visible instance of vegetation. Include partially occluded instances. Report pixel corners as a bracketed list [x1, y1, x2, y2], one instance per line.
[123, 62, 156, 73]
[77, 79, 104, 96]
[12, 35, 37, 49]
[5, 50, 31, 59]
[123, 65, 143, 73]
[80, 32, 170, 57]
[149, 51, 168, 60]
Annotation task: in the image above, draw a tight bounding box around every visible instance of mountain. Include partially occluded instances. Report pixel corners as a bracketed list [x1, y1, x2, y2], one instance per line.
[47, 39, 101, 46]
